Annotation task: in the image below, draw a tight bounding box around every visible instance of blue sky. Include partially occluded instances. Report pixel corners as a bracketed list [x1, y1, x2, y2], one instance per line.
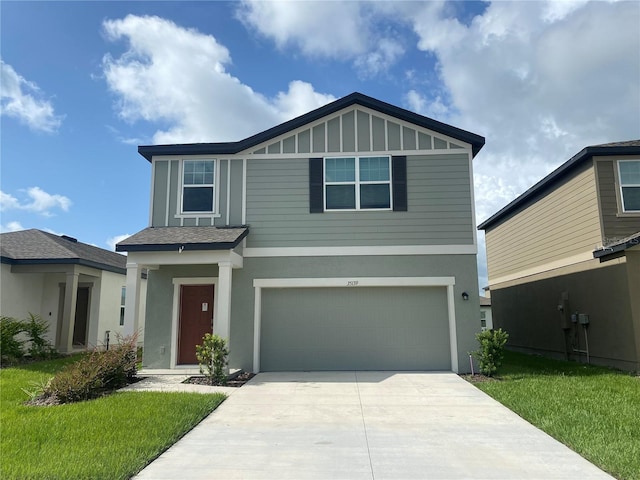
[2, 1, 639, 290]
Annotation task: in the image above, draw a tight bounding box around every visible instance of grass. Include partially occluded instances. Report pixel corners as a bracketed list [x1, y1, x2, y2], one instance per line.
[1, 356, 226, 480]
[473, 350, 640, 480]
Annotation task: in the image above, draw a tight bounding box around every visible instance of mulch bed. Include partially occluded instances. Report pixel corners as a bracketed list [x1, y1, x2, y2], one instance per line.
[183, 371, 255, 387]
[460, 373, 500, 383]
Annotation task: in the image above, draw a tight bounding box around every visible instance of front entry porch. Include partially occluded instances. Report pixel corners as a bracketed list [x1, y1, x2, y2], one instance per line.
[116, 226, 248, 369]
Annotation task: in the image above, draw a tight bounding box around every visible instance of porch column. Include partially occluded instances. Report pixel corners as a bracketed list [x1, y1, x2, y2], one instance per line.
[214, 261, 233, 341]
[59, 271, 79, 353]
[123, 263, 142, 339]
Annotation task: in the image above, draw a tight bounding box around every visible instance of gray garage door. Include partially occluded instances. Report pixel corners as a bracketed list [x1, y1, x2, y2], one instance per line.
[260, 286, 451, 371]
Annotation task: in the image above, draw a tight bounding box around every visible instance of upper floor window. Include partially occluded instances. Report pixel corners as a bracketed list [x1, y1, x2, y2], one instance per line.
[619, 160, 640, 212]
[324, 156, 391, 210]
[182, 160, 215, 213]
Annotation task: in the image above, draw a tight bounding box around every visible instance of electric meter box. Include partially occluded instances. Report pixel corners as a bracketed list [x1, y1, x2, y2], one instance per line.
[578, 314, 590, 325]
[571, 313, 578, 323]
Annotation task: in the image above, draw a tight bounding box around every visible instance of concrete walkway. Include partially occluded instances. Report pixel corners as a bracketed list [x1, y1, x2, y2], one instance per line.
[133, 372, 613, 480]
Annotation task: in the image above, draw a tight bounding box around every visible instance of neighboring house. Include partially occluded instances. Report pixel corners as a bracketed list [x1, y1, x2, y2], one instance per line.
[479, 295, 492, 331]
[479, 141, 640, 371]
[0, 229, 145, 352]
[117, 92, 485, 373]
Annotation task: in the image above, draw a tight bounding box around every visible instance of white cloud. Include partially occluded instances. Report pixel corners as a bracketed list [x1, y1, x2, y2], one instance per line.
[237, 1, 405, 76]
[237, 1, 369, 58]
[0, 60, 63, 132]
[106, 233, 131, 252]
[0, 187, 71, 216]
[400, 1, 639, 217]
[0, 221, 24, 233]
[101, 15, 334, 144]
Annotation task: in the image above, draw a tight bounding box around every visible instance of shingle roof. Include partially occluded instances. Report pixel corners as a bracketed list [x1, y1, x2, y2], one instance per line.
[478, 140, 640, 231]
[0, 229, 126, 274]
[116, 226, 249, 252]
[138, 92, 485, 161]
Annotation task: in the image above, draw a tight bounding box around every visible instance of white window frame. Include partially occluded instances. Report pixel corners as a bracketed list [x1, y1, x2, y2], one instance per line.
[178, 158, 220, 217]
[617, 159, 640, 213]
[323, 156, 393, 211]
[119, 287, 126, 327]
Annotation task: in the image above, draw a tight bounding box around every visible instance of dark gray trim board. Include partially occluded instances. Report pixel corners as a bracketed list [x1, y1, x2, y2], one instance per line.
[139, 92, 485, 162]
[1, 256, 126, 276]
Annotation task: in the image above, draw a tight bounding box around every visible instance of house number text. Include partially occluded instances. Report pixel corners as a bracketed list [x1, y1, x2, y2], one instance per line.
[347, 280, 359, 286]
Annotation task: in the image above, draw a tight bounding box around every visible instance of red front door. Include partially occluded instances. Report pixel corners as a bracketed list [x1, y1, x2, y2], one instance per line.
[178, 285, 214, 364]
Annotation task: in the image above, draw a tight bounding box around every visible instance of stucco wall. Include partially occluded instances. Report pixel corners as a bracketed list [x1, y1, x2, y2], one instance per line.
[491, 260, 638, 371]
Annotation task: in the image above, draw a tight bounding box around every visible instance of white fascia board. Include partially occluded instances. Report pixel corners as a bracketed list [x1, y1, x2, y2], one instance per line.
[253, 277, 455, 288]
[244, 245, 476, 257]
[127, 249, 243, 268]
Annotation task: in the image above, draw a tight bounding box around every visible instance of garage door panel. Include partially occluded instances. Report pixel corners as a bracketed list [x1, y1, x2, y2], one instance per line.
[260, 286, 450, 371]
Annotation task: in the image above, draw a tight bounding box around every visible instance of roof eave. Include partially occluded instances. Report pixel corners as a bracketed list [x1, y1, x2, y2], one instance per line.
[0, 257, 126, 275]
[478, 144, 640, 231]
[139, 92, 485, 162]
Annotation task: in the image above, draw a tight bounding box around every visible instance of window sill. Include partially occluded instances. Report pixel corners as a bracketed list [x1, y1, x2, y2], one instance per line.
[175, 213, 222, 218]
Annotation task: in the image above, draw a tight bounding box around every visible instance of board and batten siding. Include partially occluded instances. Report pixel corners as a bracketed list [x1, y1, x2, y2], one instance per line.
[249, 106, 466, 156]
[595, 157, 640, 242]
[150, 158, 244, 227]
[485, 160, 602, 281]
[245, 153, 473, 248]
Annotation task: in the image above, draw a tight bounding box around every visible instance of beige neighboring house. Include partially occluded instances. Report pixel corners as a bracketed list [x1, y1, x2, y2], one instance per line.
[479, 295, 492, 331]
[0, 229, 146, 352]
[478, 141, 640, 371]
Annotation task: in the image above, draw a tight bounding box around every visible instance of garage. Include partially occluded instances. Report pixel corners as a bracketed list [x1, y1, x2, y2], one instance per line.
[258, 285, 451, 371]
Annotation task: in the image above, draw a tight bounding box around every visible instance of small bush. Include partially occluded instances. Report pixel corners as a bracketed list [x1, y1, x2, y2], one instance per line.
[45, 334, 138, 403]
[1, 316, 27, 365]
[474, 328, 509, 377]
[195, 334, 229, 385]
[23, 313, 55, 359]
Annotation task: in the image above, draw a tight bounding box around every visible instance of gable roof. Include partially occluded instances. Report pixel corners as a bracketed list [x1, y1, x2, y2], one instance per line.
[0, 229, 126, 274]
[138, 92, 485, 162]
[478, 140, 640, 231]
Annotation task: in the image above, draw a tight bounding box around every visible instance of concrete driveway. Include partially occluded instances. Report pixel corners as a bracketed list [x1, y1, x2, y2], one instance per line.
[134, 372, 613, 479]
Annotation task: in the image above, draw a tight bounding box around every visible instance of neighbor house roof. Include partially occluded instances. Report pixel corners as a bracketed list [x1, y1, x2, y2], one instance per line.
[479, 296, 491, 307]
[0, 229, 126, 274]
[138, 92, 485, 162]
[116, 226, 249, 252]
[478, 140, 640, 231]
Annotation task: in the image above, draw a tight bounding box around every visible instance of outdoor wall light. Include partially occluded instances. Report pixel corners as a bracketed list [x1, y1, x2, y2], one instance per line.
[462, 292, 469, 301]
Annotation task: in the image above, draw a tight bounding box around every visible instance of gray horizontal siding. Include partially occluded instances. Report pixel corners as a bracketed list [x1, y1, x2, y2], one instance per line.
[245, 153, 473, 247]
[597, 159, 640, 241]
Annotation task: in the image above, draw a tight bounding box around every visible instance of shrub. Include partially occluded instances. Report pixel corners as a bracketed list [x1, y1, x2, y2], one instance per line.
[45, 334, 138, 403]
[23, 313, 55, 359]
[195, 334, 229, 385]
[1, 316, 27, 365]
[474, 328, 509, 377]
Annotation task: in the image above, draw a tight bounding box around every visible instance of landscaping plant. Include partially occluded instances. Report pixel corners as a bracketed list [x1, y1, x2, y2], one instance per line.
[0, 313, 56, 365]
[44, 334, 138, 403]
[0, 316, 26, 365]
[23, 313, 55, 359]
[195, 333, 229, 385]
[474, 328, 509, 376]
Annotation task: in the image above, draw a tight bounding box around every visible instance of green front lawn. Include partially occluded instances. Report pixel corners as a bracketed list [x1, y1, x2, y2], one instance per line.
[473, 351, 640, 480]
[1, 356, 226, 480]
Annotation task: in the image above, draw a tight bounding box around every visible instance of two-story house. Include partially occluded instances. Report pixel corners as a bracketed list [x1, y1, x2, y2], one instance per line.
[117, 92, 485, 374]
[479, 141, 640, 371]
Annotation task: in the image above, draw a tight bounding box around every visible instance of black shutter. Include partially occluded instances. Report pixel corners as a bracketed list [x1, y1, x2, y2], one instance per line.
[309, 158, 324, 213]
[392, 155, 407, 211]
